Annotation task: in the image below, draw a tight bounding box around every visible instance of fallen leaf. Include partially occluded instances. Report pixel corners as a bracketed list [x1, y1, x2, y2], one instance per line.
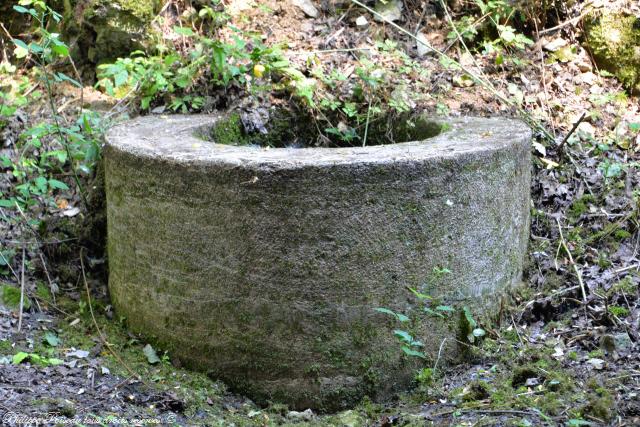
[66, 349, 90, 359]
[587, 358, 604, 370]
[143, 344, 160, 364]
[56, 198, 69, 209]
[44, 331, 60, 347]
[540, 158, 559, 169]
[62, 207, 80, 217]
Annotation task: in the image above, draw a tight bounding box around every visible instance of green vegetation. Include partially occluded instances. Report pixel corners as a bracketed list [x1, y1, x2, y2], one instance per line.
[1, 0, 102, 210]
[585, 11, 640, 93]
[0, 0, 635, 424]
[447, 0, 534, 65]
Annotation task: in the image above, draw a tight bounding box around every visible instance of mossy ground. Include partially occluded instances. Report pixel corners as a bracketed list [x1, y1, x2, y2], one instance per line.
[32, 295, 387, 425]
[6, 289, 615, 426]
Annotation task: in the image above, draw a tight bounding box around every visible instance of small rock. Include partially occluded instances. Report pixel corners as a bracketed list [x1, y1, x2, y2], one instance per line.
[613, 332, 633, 352]
[552, 346, 564, 359]
[292, 0, 319, 18]
[525, 377, 540, 387]
[452, 74, 475, 87]
[576, 121, 596, 139]
[580, 71, 597, 85]
[287, 408, 314, 421]
[543, 37, 568, 52]
[576, 59, 592, 72]
[65, 349, 90, 359]
[151, 105, 166, 114]
[459, 52, 476, 69]
[587, 358, 605, 370]
[374, 0, 403, 22]
[61, 207, 81, 217]
[416, 32, 430, 57]
[355, 15, 368, 27]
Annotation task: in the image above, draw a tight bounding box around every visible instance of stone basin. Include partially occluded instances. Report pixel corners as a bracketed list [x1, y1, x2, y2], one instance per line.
[105, 113, 531, 411]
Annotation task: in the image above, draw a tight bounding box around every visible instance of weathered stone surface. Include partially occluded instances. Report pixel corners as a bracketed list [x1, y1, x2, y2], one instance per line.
[105, 114, 531, 411]
[584, 9, 640, 93]
[60, 0, 161, 64]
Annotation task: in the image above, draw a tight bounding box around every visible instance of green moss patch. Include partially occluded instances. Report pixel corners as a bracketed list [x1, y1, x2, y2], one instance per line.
[585, 11, 640, 93]
[204, 110, 450, 148]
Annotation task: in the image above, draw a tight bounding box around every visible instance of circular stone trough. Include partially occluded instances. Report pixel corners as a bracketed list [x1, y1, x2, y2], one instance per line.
[105, 114, 531, 411]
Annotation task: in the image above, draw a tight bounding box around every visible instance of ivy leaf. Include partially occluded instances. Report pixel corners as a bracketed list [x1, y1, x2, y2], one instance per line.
[374, 307, 396, 317]
[34, 176, 48, 193]
[114, 70, 129, 87]
[173, 26, 194, 36]
[463, 307, 477, 328]
[393, 329, 413, 344]
[51, 43, 69, 57]
[12, 39, 29, 59]
[54, 73, 81, 88]
[401, 346, 426, 359]
[408, 287, 432, 300]
[424, 307, 445, 318]
[48, 178, 69, 191]
[12, 352, 30, 365]
[44, 331, 60, 347]
[27, 42, 43, 53]
[375, 307, 409, 322]
[396, 313, 410, 322]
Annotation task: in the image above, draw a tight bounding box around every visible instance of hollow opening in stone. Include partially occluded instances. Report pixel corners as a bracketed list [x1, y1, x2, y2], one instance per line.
[200, 108, 450, 148]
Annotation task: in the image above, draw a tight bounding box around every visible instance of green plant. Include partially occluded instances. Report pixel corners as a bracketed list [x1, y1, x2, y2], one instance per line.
[96, 22, 303, 113]
[12, 351, 63, 367]
[374, 307, 425, 358]
[459, 307, 486, 344]
[1, 284, 31, 310]
[415, 367, 435, 385]
[446, 0, 534, 65]
[3, 0, 102, 210]
[607, 305, 629, 318]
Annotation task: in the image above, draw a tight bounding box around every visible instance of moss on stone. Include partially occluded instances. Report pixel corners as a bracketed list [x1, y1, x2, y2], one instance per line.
[208, 113, 249, 146]
[585, 11, 640, 93]
[105, 114, 531, 410]
[207, 110, 449, 148]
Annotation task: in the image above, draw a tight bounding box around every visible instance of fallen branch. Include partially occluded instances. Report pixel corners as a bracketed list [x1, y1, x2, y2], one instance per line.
[555, 218, 587, 302]
[17, 247, 25, 332]
[557, 112, 586, 154]
[538, 4, 594, 36]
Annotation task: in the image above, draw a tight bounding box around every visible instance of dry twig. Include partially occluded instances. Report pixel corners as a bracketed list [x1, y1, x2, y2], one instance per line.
[555, 217, 587, 302]
[18, 247, 25, 332]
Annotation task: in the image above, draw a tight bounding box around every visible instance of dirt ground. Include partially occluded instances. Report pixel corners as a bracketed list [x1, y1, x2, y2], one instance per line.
[1, 0, 640, 426]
